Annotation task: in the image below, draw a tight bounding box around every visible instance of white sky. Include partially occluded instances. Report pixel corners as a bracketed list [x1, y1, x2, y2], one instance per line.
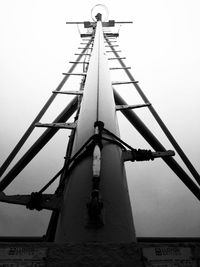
[0, 0, 200, 237]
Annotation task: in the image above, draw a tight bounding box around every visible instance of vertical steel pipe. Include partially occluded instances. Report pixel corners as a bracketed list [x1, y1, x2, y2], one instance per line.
[55, 20, 136, 242]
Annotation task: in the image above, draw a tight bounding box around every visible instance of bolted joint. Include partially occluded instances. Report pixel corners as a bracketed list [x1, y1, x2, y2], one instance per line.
[123, 149, 175, 162]
[122, 149, 154, 162]
[26, 192, 43, 211]
[132, 149, 154, 161]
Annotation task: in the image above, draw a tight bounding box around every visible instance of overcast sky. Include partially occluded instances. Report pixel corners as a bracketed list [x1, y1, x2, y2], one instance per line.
[0, 0, 200, 237]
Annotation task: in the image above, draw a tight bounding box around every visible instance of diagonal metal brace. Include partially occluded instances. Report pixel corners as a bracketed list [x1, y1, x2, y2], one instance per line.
[0, 192, 61, 211]
[123, 149, 175, 162]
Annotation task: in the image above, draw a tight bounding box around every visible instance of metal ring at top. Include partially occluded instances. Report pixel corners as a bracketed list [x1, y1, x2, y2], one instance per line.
[91, 4, 109, 22]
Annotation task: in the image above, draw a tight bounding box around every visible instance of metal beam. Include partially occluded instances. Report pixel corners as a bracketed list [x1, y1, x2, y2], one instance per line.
[112, 81, 138, 85]
[35, 122, 77, 129]
[106, 50, 121, 53]
[66, 22, 85, 24]
[116, 103, 151, 111]
[115, 21, 133, 24]
[75, 53, 91, 56]
[69, 61, 89, 64]
[114, 90, 200, 201]
[108, 57, 126, 60]
[52, 90, 83, 95]
[62, 72, 86, 76]
[110, 67, 131, 70]
[0, 192, 61, 211]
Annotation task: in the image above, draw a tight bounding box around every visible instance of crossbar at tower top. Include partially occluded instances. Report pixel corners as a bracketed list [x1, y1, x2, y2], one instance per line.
[66, 4, 132, 38]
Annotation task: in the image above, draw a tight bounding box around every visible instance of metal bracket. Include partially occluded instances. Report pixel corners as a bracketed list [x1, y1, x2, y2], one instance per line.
[108, 57, 126, 60]
[106, 50, 121, 53]
[74, 53, 91, 56]
[110, 67, 131, 70]
[69, 61, 89, 64]
[52, 90, 83, 95]
[0, 192, 61, 211]
[116, 103, 151, 111]
[80, 34, 93, 38]
[62, 72, 87, 76]
[35, 122, 77, 129]
[123, 149, 175, 162]
[105, 45, 119, 47]
[112, 81, 138, 85]
[104, 33, 119, 38]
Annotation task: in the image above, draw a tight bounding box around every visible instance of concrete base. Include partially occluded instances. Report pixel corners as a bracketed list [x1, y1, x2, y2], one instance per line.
[0, 242, 199, 266]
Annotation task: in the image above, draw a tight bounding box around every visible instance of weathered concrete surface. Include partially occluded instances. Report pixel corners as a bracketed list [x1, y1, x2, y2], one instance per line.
[47, 243, 143, 267]
[0, 242, 142, 267]
[0, 242, 200, 267]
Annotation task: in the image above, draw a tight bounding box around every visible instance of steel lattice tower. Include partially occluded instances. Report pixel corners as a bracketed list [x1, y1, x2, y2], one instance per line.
[0, 5, 200, 244]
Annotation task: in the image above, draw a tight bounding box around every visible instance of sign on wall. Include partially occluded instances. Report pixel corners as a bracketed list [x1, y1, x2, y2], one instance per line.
[142, 246, 196, 267]
[0, 247, 46, 267]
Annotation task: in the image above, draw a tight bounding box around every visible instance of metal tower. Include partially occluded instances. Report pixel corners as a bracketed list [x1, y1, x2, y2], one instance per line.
[0, 5, 200, 244]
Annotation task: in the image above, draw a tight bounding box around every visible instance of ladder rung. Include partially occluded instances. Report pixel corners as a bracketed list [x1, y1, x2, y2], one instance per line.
[104, 33, 119, 37]
[74, 53, 91, 56]
[104, 41, 117, 43]
[108, 57, 126, 60]
[110, 67, 131, 70]
[69, 61, 89, 64]
[82, 38, 94, 41]
[66, 22, 84, 24]
[80, 34, 93, 38]
[35, 122, 77, 129]
[112, 81, 138, 85]
[62, 73, 86, 76]
[52, 90, 83, 95]
[106, 50, 121, 53]
[78, 47, 93, 49]
[115, 21, 133, 24]
[116, 103, 151, 111]
[105, 45, 119, 47]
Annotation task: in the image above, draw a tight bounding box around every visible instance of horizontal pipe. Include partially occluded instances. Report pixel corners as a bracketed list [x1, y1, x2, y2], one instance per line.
[115, 21, 133, 24]
[66, 22, 84, 24]
[62, 72, 86, 76]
